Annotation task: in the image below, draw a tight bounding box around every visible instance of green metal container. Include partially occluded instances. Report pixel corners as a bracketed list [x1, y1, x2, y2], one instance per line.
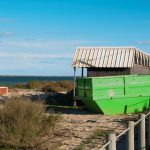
[76, 75, 150, 115]
[125, 75, 150, 97]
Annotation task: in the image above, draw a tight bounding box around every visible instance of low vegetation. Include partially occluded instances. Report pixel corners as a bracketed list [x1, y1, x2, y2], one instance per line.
[74, 128, 115, 150]
[74, 128, 105, 150]
[0, 97, 60, 150]
[12, 80, 74, 93]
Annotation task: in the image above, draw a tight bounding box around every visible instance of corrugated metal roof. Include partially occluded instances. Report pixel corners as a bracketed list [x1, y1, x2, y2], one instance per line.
[72, 47, 150, 68]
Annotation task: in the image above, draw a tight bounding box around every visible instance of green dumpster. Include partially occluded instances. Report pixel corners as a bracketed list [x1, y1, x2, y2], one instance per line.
[76, 75, 150, 115]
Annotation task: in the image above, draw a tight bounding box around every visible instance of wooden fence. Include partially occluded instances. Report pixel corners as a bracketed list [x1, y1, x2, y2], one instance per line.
[99, 108, 150, 150]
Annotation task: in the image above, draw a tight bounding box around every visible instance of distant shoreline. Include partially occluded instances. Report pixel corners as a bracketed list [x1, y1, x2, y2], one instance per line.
[0, 75, 74, 77]
[0, 76, 74, 86]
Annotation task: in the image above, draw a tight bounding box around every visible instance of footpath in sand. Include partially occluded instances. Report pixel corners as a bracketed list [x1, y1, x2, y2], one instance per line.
[47, 110, 138, 150]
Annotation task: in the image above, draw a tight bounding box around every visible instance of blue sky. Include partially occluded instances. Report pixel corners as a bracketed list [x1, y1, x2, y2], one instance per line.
[0, 0, 150, 76]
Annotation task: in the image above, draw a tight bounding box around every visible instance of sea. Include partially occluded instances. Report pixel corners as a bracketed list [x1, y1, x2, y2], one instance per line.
[0, 76, 74, 86]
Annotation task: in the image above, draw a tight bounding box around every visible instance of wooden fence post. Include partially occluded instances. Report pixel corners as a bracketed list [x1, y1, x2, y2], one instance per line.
[108, 133, 116, 150]
[148, 108, 150, 147]
[140, 113, 145, 150]
[128, 121, 134, 150]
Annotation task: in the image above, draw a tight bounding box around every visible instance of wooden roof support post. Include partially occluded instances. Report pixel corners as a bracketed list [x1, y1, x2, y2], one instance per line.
[81, 67, 84, 77]
[73, 67, 77, 106]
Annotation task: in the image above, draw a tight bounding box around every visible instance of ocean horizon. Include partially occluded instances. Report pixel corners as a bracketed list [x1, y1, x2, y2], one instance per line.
[0, 75, 74, 86]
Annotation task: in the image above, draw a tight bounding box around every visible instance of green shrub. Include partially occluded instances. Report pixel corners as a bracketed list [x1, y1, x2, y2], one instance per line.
[27, 80, 43, 89]
[57, 80, 73, 92]
[42, 85, 63, 93]
[13, 83, 27, 89]
[42, 81, 73, 93]
[0, 97, 60, 150]
[12, 80, 74, 93]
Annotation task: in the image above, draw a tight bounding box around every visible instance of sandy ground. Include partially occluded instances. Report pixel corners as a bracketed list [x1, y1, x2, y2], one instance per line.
[45, 111, 138, 150]
[4, 90, 139, 150]
[8, 89, 45, 97]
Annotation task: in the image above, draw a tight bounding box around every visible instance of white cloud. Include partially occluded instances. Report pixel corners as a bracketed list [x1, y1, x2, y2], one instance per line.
[0, 52, 72, 59]
[45, 31, 96, 36]
[135, 41, 150, 45]
[0, 52, 73, 76]
[0, 18, 14, 23]
[0, 32, 13, 37]
[0, 39, 108, 49]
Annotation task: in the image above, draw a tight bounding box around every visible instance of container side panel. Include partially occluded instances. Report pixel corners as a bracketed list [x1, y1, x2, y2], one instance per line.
[94, 97, 149, 115]
[76, 78, 85, 89]
[125, 76, 150, 96]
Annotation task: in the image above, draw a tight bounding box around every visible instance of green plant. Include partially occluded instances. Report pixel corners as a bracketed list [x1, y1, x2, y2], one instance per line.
[57, 80, 73, 92]
[0, 97, 60, 150]
[74, 128, 106, 150]
[27, 80, 43, 89]
[13, 83, 27, 89]
[42, 82, 59, 92]
[11, 80, 74, 94]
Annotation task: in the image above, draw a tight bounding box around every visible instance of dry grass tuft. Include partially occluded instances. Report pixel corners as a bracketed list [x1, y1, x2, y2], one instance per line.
[0, 97, 60, 150]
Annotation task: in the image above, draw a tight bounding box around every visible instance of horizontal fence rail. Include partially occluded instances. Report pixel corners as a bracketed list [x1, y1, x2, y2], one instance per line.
[99, 108, 150, 150]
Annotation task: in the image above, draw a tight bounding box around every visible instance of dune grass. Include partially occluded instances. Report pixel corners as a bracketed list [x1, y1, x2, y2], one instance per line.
[0, 97, 60, 150]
